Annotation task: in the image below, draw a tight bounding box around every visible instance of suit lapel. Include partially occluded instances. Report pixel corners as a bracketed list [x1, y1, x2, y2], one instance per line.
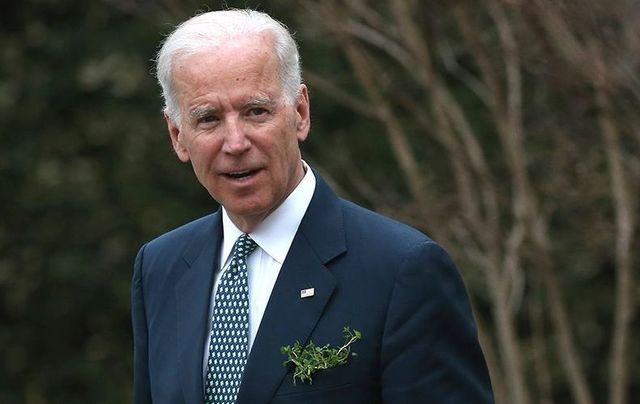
[237, 174, 346, 404]
[175, 212, 223, 404]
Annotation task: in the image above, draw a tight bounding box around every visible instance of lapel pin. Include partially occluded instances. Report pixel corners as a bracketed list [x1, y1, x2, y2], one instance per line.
[300, 287, 315, 298]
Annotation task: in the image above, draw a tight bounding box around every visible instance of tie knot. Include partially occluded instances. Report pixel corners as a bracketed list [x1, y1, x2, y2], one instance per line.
[232, 233, 258, 260]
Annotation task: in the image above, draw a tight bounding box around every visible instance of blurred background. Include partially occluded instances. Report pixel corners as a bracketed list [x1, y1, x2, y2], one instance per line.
[1, 0, 639, 403]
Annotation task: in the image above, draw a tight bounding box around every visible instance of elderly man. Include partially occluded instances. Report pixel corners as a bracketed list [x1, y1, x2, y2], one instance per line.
[132, 9, 494, 404]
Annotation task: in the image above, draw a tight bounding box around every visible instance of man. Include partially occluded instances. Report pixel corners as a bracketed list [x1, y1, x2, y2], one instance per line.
[132, 9, 493, 404]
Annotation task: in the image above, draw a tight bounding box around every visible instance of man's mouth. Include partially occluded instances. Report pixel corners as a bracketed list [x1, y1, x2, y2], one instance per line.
[224, 169, 259, 180]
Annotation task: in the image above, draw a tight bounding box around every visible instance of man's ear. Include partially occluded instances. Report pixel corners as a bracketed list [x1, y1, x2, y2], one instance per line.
[165, 112, 190, 162]
[294, 84, 310, 142]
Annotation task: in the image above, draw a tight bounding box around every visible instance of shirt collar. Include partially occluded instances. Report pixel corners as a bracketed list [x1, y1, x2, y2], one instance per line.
[221, 161, 316, 266]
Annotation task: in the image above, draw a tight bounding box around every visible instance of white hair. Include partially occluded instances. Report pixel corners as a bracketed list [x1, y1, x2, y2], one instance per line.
[155, 9, 302, 126]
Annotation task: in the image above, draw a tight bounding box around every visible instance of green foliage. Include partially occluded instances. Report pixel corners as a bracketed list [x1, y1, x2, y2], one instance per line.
[281, 327, 362, 385]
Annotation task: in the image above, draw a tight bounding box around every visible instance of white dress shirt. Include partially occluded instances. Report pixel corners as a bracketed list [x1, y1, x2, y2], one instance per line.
[202, 162, 316, 378]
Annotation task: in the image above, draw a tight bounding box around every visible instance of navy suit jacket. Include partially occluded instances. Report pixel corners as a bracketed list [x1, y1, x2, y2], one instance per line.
[132, 174, 494, 403]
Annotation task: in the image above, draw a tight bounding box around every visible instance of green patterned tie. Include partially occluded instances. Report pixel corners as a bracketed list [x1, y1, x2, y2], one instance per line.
[204, 234, 257, 404]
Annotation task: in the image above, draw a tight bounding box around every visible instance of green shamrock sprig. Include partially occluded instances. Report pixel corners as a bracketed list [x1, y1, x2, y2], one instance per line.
[281, 326, 362, 385]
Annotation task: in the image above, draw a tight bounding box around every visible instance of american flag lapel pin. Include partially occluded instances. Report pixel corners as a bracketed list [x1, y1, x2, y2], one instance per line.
[300, 287, 315, 298]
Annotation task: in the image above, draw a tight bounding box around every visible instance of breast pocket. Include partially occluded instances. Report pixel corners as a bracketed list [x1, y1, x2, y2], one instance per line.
[275, 353, 361, 396]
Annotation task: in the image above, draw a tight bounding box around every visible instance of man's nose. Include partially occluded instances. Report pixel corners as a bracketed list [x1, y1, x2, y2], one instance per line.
[221, 118, 251, 155]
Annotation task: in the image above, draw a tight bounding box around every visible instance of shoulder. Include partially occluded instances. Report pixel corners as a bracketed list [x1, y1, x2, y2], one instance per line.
[333, 198, 460, 284]
[305, 173, 445, 265]
[134, 212, 221, 285]
[339, 198, 434, 252]
[138, 212, 219, 260]
[147, 213, 216, 246]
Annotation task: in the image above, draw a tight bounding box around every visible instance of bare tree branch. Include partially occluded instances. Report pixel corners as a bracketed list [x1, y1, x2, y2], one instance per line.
[593, 47, 636, 404]
[304, 70, 377, 119]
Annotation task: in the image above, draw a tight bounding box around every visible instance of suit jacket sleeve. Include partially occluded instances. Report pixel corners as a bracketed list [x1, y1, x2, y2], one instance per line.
[381, 241, 493, 403]
[132, 244, 152, 404]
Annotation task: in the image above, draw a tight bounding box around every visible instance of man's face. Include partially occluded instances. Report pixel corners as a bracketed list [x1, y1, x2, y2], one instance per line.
[166, 33, 310, 231]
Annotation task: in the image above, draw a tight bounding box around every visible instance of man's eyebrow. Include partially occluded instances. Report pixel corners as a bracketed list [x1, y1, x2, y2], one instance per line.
[244, 97, 276, 109]
[189, 106, 218, 121]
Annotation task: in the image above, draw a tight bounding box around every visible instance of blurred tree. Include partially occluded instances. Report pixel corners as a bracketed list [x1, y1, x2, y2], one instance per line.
[273, 1, 640, 403]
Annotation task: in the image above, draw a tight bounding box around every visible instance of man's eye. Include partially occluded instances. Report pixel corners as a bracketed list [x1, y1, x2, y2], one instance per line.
[198, 115, 218, 124]
[249, 108, 268, 116]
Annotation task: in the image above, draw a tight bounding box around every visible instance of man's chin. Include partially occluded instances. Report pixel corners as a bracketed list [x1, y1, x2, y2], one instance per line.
[221, 200, 273, 230]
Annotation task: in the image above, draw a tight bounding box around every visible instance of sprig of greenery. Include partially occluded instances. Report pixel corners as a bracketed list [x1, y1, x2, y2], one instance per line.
[281, 326, 362, 385]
